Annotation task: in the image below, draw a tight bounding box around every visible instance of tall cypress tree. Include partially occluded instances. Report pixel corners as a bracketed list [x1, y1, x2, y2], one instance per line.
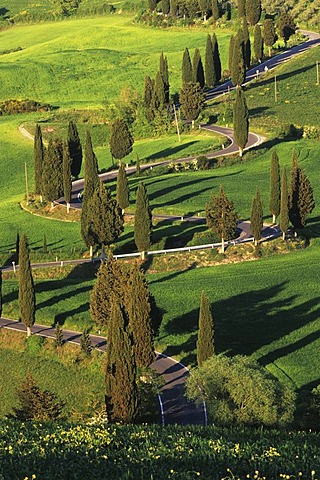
[253, 24, 263, 62]
[192, 48, 205, 89]
[237, 0, 246, 18]
[250, 187, 263, 246]
[152, 70, 166, 111]
[105, 296, 138, 423]
[197, 291, 214, 367]
[180, 82, 205, 128]
[246, 0, 261, 25]
[34, 124, 45, 195]
[62, 141, 72, 213]
[144, 75, 154, 109]
[67, 120, 82, 178]
[90, 253, 124, 329]
[233, 87, 249, 157]
[109, 119, 134, 163]
[269, 151, 280, 224]
[126, 262, 155, 367]
[228, 34, 235, 74]
[242, 17, 251, 68]
[231, 30, 246, 87]
[18, 234, 35, 337]
[205, 34, 215, 88]
[87, 181, 124, 255]
[159, 52, 170, 103]
[212, 0, 219, 21]
[116, 161, 130, 213]
[212, 33, 222, 84]
[206, 184, 238, 253]
[162, 0, 170, 14]
[182, 48, 193, 85]
[280, 167, 289, 241]
[81, 130, 99, 256]
[41, 137, 64, 208]
[289, 151, 315, 232]
[134, 182, 152, 260]
[263, 19, 276, 56]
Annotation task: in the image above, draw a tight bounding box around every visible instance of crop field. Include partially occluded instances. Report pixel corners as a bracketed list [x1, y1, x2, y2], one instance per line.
[0, 420, 319, 480]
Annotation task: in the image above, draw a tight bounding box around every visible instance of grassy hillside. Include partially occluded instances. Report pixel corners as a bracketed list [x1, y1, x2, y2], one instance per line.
[0, 16, 231, 108]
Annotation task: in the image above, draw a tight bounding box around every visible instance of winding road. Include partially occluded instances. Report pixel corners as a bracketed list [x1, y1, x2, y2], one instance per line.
[3, 29, 320, 425]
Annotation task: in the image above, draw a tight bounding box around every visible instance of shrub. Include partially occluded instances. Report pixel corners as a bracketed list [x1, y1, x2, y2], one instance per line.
[0, 99, 52, 115]
[196, 156, 211, 170]
[187, 354, 296, 427]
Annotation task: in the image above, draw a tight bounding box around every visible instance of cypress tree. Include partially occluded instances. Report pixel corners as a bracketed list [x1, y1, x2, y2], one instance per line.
[148, 0, 157, 11]
[242, 17, 251, 68]
[126, 262, 155, 367]
[134, 182, 152, 260]
[205, 34, 215, 88]
[253, 24, 263, 62]
[237, 0, 246, 18]
[144, 75, 154, 109]
[106, 296, 138, 423]
[212, 0, 219, 21]
[206, 184, 238, 253]
[246, 0, 261, 25]
[192, 48, 205, 89]
[162, 0, 170, 14]
[171, 0, 177, 15]
[67, 120, 82, 178]
[250, 187, 263, 246]
[269, 151, 280, 224]
[233, 87, 249, 157]
[54, 324, 64, 348]
[212, 33, 222, 84]
[116, 161, 130, 213]
[80, 329, 92, 357]
[159, 52, 170, 103]
[18, 234, 35, 337]
[90, 253, 124, 329]
[109, 119, 134, 162]
[231, 30, 246, 87]
[197, 291, 214, 367]
[34, 124, 45, 195]
[136, 154, 141, 176]
[180, 82, 205, 128]
[87, 181, 124, 255]
[152, 70, 166, 111]
[289, 151, 315, 232]
[41, 137, 64, 208]
[280, 167, 289, 241]
[278, 11, 296, 44]
[228, 34, 235, 75]
[62, 141, 72, 213]
[81, 130, 99, 256]
[182, 48, 193, 85]
[263, 19, 276, 56]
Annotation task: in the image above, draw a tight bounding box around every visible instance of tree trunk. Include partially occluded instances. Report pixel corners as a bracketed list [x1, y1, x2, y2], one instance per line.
[272, 213, 276, 224]
[239, 147, 243, 158]
[89, 245, 93, 258]
[141, 250, 146, 261]
[254, 238, 258, 246]
[282, 231, 286, 241]
[67, 202, 70, 214]
[221, 236, 225, 253]
[191, 120, 195, 129]
[40, 194, 43, 204]
[51, 201, 54, 210]
[26, 326, 32, 337]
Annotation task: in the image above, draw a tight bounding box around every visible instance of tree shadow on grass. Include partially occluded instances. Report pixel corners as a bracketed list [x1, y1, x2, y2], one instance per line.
[247, 64, 315, 92]
[54, 302, 90, 327]
[160, 282, 320, 371]
[146, 141, 198, 161]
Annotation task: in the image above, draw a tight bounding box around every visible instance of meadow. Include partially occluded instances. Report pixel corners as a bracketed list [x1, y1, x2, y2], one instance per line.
[0, 420, 319, 479]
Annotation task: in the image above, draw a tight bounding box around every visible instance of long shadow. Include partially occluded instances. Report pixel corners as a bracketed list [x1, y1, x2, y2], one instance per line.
[146, 141, 198, 161]
[247, 64, 315, 91]
[250, 106, 270, 117]
[54, 302, 90, 327]
[161, 282, 320, 374]
[36, 283, 92, 310]
[149, 262, 198, 286]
